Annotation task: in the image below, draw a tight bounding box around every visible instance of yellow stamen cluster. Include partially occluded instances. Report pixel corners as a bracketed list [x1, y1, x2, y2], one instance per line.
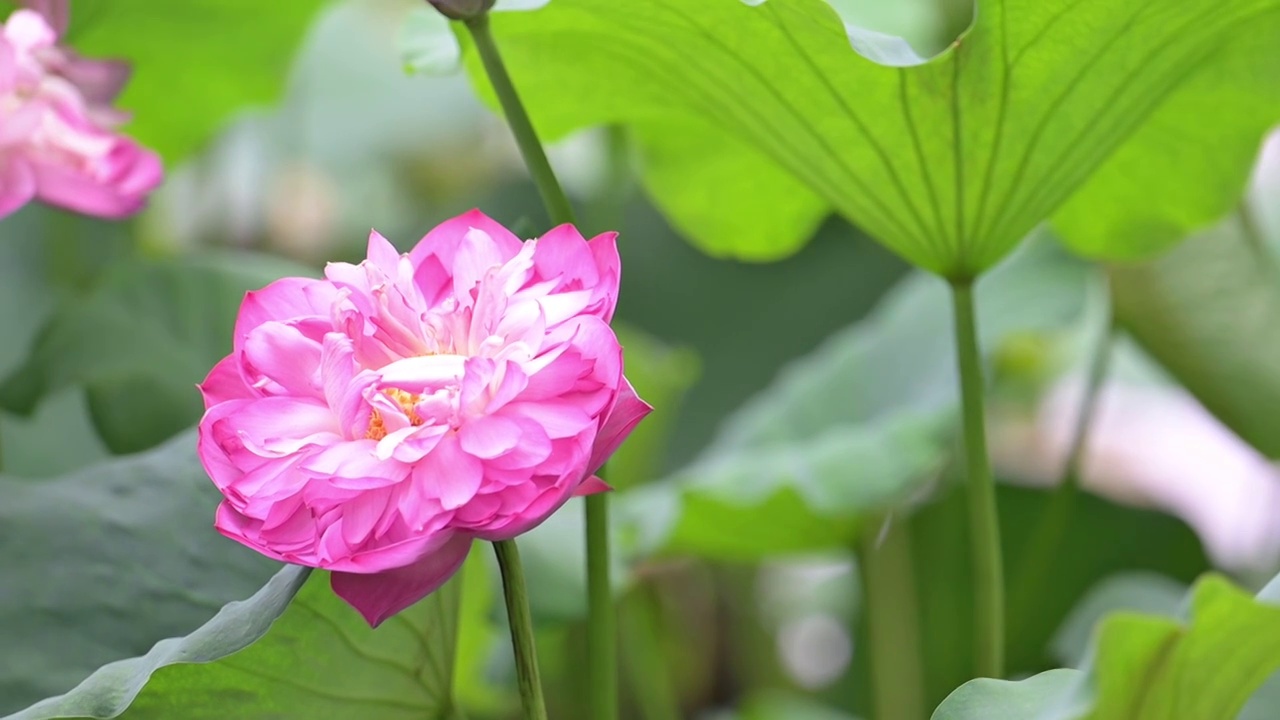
[365, 388, 425, 441]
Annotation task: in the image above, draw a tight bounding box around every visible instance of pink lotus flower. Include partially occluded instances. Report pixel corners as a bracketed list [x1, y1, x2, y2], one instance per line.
[199, 210, 651, 626]
[0, 7, 161, 219]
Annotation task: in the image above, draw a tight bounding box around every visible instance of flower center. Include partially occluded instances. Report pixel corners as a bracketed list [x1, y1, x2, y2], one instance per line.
[364, 388, 426, 441]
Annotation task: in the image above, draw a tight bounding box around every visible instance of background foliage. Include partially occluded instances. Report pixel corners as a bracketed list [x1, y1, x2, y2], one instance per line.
[2, 0, 1279, 718]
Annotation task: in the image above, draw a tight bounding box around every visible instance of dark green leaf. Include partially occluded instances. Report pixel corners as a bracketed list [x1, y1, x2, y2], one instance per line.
[0, 253, 316, 454]
[1110, 214, 1280, 457]
[0, 431, 279, 715]
[899, 485, 1209, 714]
[932, 573, 1280, 720]
[8, 564, 467, 720]
[1048, 573, 1188, 669]
[621, 239, 1091, 561]
[738, 692, 863, 720]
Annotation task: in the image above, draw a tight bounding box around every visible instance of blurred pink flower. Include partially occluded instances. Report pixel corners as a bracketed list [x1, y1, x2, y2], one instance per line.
[0, 7, 161, 219]
[199, 210, 651, 626]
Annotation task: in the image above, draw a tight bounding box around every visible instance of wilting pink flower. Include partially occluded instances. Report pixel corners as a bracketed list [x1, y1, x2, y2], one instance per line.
[199, 210, 651, 626]
[0, 7, 161, 219]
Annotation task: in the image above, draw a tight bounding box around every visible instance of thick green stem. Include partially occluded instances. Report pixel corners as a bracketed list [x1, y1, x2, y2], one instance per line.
[858, 518, 926, 720]
[463, 13, 575, 227]
[493, 540, 549, 720]
[462, 14, 618, 719]
[585, 492, 618, 720]
[621, 584, 682, 720]
[1009, 305, 1114, 634]
[949, 280, 1004, 678]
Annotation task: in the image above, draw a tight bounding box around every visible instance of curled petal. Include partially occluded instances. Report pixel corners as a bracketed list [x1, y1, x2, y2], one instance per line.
[199, 355, 256, 407]
[589, 377, 653, 474]
[331, 533, 473, 627]
[236, 278, 337, 349]
[573, 475, 612, 497]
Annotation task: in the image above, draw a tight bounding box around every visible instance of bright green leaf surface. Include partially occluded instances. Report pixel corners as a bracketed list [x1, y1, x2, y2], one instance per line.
[1110, 214, 1280, 458]
[0, 253, 315, 454]
[67, 0, 329, 163]
[629, 116, 829, 261]
[8, 565, 467, 720]
[1091, 576, 1280, 719]
[930, 669, 1085, 720]
[0, 432, 279, 715]
[619, 239, 1092, 560]
[1053, 12, 1280, 259]
[455, 0, 1280, 273]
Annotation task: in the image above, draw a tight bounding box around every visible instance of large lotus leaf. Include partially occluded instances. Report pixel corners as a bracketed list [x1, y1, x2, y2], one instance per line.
[6, 564, 467, 720]
[618, 238, 1092, 560]
[448, 0, 1280, 273]
[65, 0, 329, 163]
[0, 431, 279, 715]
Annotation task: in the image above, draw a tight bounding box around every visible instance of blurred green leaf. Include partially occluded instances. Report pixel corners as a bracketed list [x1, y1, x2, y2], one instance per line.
[900, 486, 1209, 713]
[610, 324, 700, 490]
[0, 431, 279, 715]
[0, 252, 315, 454]
[933, 574, 1280, 720]
[0, 210, 110, 476]
[0, 210, 56, 378]
[1049, 573, 1188, 669]
[399, 6, 462, 75]
[621, 239, 1091, 561]
[738, 692, 862, 720]
[8, 564, 467, 720]
[625, 415, 948, 560]
[1110, 214, 1280, 457]
[452, 0, 1280, 274]
[69, 0, 329, 163]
